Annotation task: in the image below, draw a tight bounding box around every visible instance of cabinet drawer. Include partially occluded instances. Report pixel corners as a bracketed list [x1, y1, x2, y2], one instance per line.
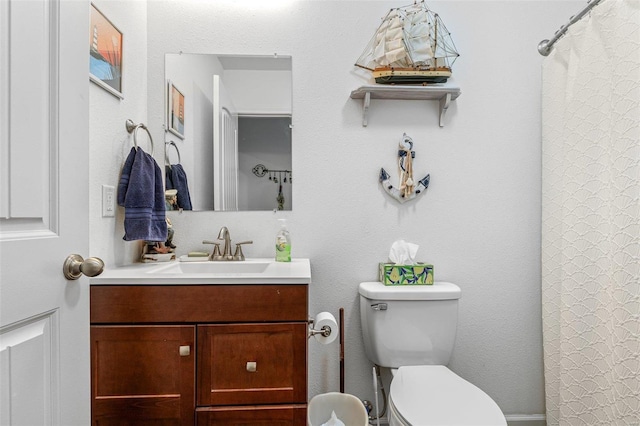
[91, 325, 195, 426]
[196, 405, 307, 425]
[91, 284, 308, 323]
[197, 323, 307, 406]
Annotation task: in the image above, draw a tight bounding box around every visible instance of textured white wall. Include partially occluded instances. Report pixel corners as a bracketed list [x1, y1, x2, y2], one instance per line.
[87, 0, 583, 418]
[89, 0, 147, 266]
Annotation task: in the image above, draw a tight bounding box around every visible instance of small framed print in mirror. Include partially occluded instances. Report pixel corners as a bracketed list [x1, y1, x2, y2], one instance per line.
[167, 80, 185, 139]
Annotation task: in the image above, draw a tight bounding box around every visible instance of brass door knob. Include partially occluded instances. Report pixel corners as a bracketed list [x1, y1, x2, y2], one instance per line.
[63, 254, 104, 280]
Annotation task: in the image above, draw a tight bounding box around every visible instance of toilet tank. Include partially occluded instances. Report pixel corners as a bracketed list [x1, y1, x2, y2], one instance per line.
[359, 281, 461, 368]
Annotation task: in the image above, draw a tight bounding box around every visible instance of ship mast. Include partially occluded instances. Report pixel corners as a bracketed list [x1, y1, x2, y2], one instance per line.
[433, 14, 438, 69]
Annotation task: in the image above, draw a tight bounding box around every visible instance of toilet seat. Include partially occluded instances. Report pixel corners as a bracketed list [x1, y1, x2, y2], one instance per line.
[388, 365, 506, 426]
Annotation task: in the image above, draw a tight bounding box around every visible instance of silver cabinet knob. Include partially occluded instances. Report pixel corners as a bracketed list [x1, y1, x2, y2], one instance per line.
[63, 254, 104, 280]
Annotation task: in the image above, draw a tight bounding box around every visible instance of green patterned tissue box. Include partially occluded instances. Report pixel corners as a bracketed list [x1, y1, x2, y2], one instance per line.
[379, 263, 434, 285]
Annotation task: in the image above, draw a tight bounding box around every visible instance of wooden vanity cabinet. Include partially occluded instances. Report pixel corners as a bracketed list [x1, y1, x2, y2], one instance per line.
[195, 405, 307, 425]
[90, 284, 308, 426]
[90, 325, 196, 426]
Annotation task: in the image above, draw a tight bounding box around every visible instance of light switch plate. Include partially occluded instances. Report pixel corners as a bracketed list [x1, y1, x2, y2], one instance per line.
[102, 185, 115, 217]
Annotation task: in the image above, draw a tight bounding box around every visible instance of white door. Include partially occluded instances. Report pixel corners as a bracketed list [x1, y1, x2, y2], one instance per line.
[212, 75, 239, 211]
[0, 1, 91, 425]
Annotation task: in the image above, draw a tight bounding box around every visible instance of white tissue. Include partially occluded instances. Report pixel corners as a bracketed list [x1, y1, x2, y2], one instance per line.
[389, 239, 419, 265]
[321, 411, 346, 426]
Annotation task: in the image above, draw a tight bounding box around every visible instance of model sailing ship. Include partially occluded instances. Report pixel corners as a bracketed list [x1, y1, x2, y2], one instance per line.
[355, 1, 459, 84]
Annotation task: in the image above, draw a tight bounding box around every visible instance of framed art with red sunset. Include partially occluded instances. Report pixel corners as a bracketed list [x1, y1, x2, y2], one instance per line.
[89, 3, 123, 98]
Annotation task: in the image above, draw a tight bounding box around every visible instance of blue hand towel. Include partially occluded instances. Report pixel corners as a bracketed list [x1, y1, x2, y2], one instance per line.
[118, 147, 167, 241]
[166, 164, 192, 210]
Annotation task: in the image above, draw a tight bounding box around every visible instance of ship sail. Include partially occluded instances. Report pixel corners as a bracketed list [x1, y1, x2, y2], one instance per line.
[356, 1, 459, 84]
[405, 6, 433, 65]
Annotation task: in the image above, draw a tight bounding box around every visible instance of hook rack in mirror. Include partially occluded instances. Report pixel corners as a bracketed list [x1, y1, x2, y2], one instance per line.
[253, 164, 292, 184]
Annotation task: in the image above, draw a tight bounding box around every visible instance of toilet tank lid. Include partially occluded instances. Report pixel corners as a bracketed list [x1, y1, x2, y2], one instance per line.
[359, 281, 461, 300]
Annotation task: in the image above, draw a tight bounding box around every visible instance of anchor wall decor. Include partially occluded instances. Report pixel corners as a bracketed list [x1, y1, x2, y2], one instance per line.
[380, 133, 430, 203]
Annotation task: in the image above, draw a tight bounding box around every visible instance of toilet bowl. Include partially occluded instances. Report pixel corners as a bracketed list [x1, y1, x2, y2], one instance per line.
[387, 366, 506, 426]
[358, 281, 506, 426]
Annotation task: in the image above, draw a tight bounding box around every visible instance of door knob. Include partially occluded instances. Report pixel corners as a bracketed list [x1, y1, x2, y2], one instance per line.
[63, 254, 104, 280]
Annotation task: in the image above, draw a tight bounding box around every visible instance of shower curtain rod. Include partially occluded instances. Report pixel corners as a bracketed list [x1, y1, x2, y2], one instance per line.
[538, 0, 604, 56]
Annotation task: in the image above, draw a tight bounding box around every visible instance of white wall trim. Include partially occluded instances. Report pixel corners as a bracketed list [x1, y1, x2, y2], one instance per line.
[366, 414, 546, 426]
[505, 414, 546, 426]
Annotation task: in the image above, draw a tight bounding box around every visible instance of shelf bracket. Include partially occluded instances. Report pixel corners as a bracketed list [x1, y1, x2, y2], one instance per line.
[438, 93, 452, 128]
[350, 85, 460, 128]
[362, 91, 371, 127]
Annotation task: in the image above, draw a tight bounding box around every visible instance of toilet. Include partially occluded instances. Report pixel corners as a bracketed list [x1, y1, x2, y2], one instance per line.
[359, 281, 506, 426]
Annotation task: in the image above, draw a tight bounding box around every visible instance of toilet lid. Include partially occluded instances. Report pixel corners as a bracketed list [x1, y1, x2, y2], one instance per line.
[390, 366, 506, 426]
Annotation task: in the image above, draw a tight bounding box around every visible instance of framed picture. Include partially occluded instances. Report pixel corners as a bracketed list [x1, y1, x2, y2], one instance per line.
[89, 3, 123, 99]
[167, 80, 185, 139]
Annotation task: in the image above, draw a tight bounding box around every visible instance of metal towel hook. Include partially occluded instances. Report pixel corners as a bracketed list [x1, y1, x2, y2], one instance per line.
[125, 119, 154, 155]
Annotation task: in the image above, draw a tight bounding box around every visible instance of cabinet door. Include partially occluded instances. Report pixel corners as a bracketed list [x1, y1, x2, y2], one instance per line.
[196, 405, 307, 426]
[91, 325, 195, 426]
[197, 323, 307, 406]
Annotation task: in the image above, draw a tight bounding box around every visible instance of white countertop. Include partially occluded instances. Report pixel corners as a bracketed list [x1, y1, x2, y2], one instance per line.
[90, 258, 311, 285]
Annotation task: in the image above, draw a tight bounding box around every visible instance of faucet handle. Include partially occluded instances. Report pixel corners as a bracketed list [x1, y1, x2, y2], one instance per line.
[203, 240, 222, 260]
[233, 241, 253, 261]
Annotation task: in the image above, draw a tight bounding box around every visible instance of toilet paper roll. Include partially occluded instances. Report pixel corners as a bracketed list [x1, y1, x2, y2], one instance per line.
[313, 311, 338, 344]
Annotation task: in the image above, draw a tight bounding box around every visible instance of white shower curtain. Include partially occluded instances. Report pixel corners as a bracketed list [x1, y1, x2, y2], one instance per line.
[541, 0, 640, 424]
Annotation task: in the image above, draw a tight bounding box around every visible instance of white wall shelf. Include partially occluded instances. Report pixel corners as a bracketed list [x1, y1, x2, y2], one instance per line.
[350, 85, 461, 127]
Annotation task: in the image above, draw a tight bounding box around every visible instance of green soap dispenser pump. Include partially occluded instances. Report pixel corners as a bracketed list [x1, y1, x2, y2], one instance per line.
[275, 219, 291, 262]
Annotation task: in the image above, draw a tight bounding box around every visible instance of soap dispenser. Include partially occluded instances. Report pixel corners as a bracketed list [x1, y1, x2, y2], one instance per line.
[275, 218, 291, 262]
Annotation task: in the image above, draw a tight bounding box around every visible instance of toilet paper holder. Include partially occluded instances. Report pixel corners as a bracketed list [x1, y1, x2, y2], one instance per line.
[308, 317, 333, 338]
[309, 309, 346, 393]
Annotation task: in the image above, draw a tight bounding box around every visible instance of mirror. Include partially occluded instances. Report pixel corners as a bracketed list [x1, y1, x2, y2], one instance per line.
[164, 54, 292, 212]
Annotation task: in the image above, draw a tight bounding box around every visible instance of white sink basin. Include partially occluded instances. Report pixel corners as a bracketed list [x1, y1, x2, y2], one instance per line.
[90, 258, 311, 285]
[152, 260, 270, 274]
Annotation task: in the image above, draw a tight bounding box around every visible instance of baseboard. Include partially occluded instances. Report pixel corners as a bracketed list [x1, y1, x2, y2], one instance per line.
[505, 414, 546, 426]
[368, 414, 545, 426]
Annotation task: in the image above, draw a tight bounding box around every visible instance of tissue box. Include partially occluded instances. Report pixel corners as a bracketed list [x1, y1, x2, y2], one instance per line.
[379, 263, 434, 285]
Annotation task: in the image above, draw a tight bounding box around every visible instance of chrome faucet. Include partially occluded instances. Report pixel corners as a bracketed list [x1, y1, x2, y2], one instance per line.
[217, 226, 232, 260]
[203, 227, 253, 261]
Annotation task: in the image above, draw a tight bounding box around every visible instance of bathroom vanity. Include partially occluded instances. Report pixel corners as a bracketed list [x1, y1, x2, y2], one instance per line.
[90, 259, 311, 425]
